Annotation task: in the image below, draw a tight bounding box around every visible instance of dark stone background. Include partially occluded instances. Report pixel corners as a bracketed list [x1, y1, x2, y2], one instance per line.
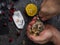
[0, 0, 60, 45]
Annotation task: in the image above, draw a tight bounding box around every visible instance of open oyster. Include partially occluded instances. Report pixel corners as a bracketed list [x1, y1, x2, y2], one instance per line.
[30, 17, 44, 36]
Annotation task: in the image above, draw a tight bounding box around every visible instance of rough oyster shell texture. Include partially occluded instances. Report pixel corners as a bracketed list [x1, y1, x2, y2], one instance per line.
[30, 17, 44, 36]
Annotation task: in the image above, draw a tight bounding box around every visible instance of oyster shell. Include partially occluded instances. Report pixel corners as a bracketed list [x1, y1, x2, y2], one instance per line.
[30, 17, 44, 36]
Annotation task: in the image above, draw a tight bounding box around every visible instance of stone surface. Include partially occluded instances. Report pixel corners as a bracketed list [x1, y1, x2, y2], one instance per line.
[0, 0, 60, 45]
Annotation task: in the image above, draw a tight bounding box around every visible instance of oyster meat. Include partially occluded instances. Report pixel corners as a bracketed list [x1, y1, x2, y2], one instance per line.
[30, 17, 44, 36]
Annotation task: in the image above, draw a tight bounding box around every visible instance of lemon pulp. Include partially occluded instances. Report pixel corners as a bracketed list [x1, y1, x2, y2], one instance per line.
[25, 4, 37, 16]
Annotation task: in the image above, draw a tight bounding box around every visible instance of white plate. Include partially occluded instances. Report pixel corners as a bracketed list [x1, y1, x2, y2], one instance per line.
[12, 11, 25, 29]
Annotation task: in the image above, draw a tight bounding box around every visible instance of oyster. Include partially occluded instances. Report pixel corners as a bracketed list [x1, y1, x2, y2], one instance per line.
[30, 17, 44, 36]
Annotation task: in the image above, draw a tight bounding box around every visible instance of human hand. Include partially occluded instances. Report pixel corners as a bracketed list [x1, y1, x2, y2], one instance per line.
[27, 17, 60, 44]
[39, 0, 60, 21]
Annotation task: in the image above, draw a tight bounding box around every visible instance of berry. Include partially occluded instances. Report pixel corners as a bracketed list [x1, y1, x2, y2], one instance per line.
[9, 38, 13, 43]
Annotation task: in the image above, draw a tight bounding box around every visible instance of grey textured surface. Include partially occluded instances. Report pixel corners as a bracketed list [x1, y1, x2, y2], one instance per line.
[0, 0, 60, 45]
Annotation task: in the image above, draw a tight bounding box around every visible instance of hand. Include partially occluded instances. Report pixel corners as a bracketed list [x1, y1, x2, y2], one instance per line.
[39, 0, 60, 21]
[27, 17, 60, 44]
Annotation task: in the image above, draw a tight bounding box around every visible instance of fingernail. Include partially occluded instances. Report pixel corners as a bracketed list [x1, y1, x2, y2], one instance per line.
[41, 18, 47, 21]
[33, 16, 37, 20]
[39, 12, 43, 18]
[29, 21, 35, 25]
[28, 25, 31, 29]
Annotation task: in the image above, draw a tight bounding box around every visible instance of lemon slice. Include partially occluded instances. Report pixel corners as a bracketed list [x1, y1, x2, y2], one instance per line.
[25, 4, 37, 16]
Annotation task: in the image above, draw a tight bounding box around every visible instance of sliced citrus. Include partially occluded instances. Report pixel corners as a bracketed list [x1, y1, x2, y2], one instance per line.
[25, 4, 37, 16]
